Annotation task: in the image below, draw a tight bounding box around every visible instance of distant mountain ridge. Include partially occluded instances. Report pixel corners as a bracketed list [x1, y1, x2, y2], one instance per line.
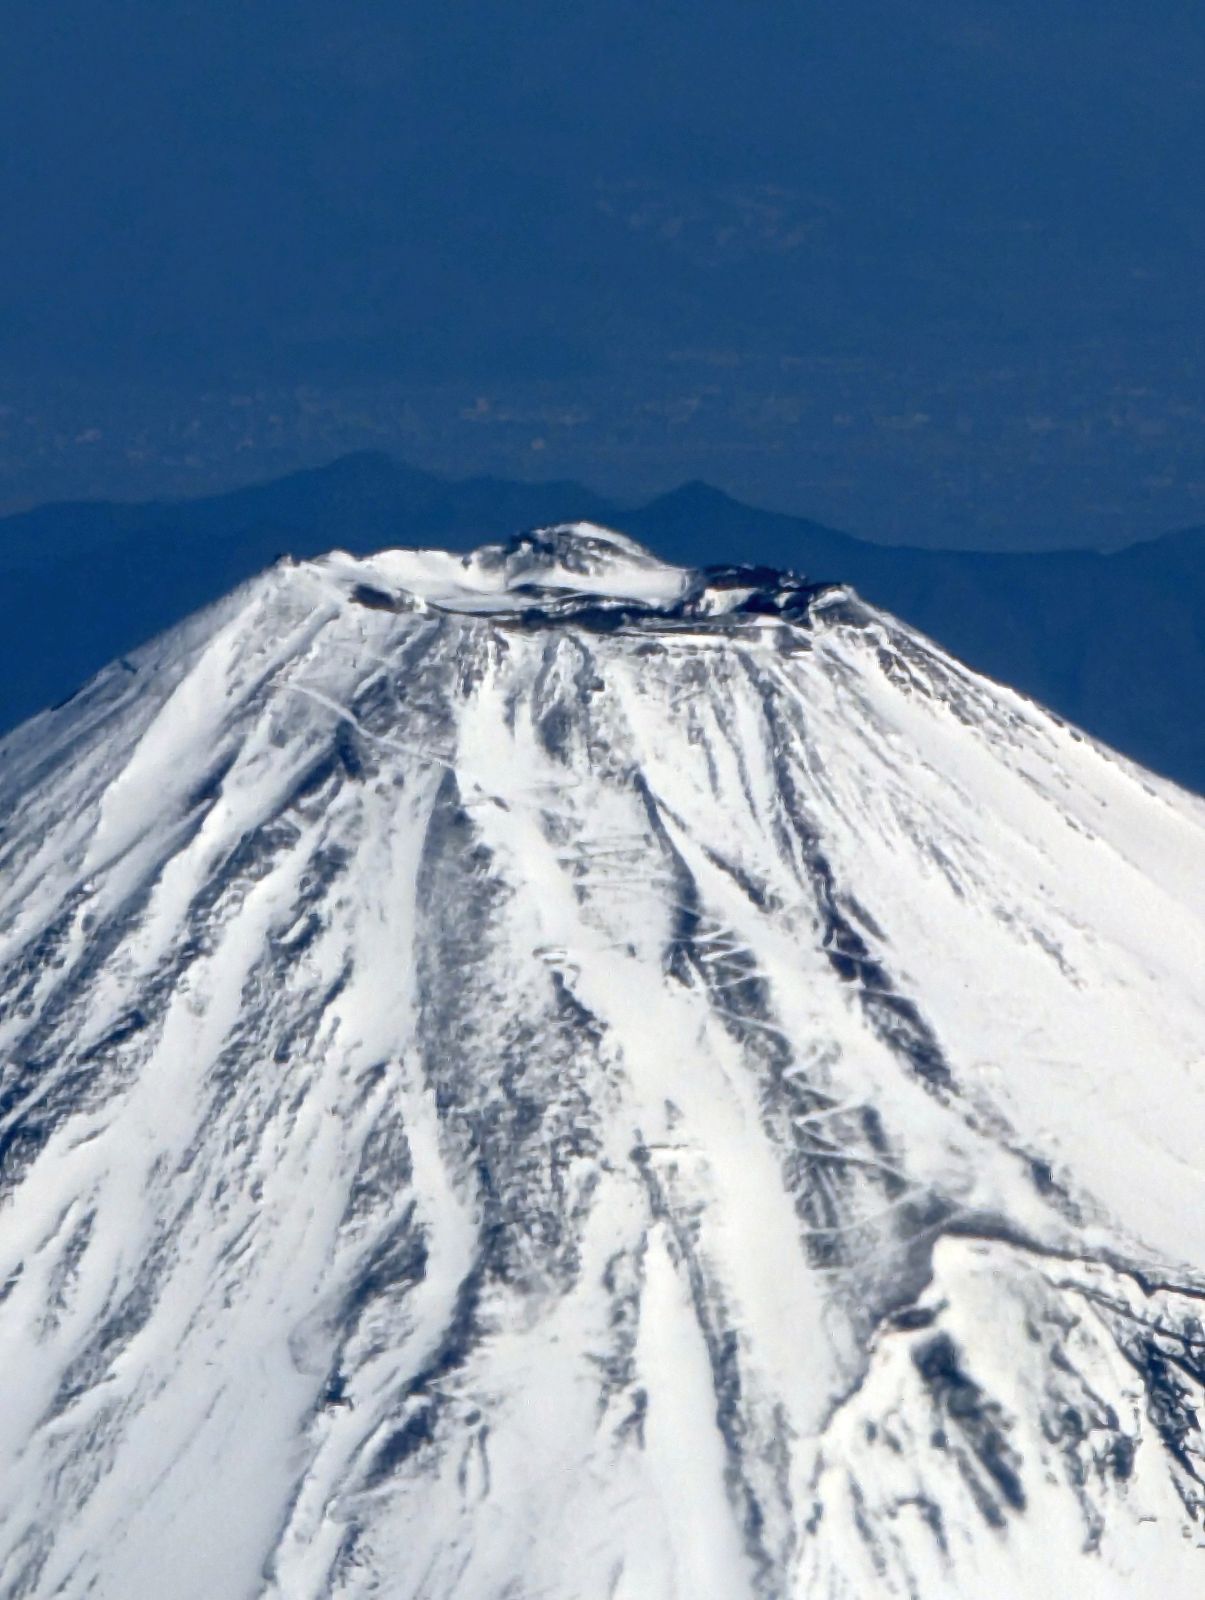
[3, 451, 1204, 791]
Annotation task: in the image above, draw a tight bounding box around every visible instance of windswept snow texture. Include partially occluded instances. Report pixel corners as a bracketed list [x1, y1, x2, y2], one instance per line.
[1, 523, 1204, 1598]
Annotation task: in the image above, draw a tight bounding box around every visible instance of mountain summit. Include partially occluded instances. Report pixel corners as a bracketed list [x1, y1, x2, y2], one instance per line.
[1, 527, 1204, 1597]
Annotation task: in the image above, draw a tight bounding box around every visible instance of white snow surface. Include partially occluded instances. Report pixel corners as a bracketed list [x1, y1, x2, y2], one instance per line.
[0, 522, 1203, 1597]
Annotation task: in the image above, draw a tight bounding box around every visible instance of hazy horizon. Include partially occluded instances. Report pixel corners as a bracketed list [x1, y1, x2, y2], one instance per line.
[3, 1, 1204, 548]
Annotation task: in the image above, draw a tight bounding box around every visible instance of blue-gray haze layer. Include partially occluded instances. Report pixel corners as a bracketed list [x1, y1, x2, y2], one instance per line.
[2, 2, 1205, 545]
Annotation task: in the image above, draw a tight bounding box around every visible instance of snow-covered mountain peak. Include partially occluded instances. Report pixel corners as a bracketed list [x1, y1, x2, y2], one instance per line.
[474, 519, 677, 587]
[302, 526, 846, 645]
[1, 534, 1204, 1597]
[311, 522, 690, 617]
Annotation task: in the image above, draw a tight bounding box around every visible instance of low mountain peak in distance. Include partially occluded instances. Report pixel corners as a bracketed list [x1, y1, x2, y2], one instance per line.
[1, 531, 1203, 1597]
[643, 470, 838, 528]
[653, 477, 739, 508]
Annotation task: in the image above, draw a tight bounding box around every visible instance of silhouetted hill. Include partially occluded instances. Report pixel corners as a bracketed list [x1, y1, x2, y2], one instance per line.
[3, 454, 1204, 793]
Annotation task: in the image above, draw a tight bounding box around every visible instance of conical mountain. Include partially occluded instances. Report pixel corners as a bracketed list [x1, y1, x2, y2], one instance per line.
[1, 526, 1203, 1597]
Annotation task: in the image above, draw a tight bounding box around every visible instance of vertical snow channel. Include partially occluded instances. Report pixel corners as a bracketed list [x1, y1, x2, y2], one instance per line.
[635, 1222, 756, 1598]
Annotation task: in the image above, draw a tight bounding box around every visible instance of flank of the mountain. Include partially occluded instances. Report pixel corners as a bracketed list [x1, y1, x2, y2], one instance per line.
[1, 526, 1203, 1598]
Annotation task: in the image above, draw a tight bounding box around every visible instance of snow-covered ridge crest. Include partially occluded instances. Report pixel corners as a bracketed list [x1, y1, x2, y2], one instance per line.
[0, 527, 1204, 1597]
[310, 521, 829, 626]
[316, 521, 691, 613]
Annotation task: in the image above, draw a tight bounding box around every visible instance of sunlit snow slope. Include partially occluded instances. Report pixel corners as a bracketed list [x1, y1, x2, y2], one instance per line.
[1, 524, 1204, 1599]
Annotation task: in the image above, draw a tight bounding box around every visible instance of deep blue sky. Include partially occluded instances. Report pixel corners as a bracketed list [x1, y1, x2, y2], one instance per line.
[2, 1, 1204, 545]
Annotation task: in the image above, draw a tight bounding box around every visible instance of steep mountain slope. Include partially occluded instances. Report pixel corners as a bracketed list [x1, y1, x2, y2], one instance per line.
[1, 526, 1203, 1598]
[625, 482, 1205, 794]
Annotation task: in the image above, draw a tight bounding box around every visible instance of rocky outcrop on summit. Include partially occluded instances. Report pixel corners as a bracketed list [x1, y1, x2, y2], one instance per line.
[1, 526, 1204, 1598]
